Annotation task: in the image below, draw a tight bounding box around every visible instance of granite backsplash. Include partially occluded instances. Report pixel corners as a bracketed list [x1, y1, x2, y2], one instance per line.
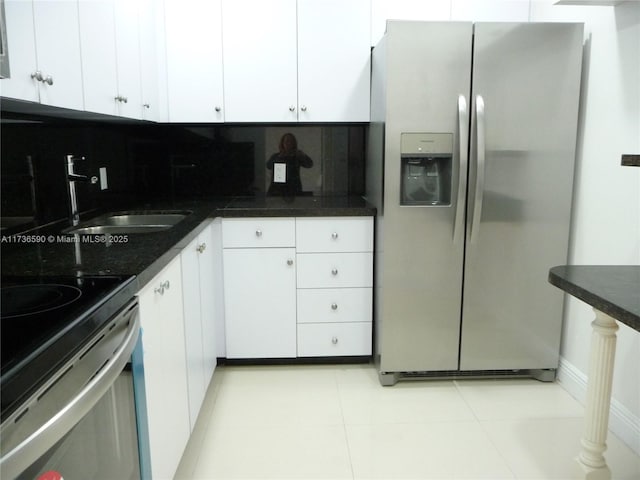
[1, 116, 367, 234]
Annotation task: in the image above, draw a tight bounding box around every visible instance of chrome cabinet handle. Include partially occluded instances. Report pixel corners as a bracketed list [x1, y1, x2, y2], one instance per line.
[197, 243, 206, 253]
[30, 71, 53, 85]
[331, 268, 338, 276]
[331, 336, 338, 345]
[114, 95, 128, 103]
[454, 95, 468, 243]
[300, 105, 307, 112]
[331, 232, 338, 240]
[331, 303, 338, 310]
[289, 105, 296, 112]
[154, 280, 170, 295]
[215, 106, 221, 112]
[470, 95, 486, 245]
[255, 229, 262, 237]
[287, 259, 294, 266]
[143, 103, 150, 109]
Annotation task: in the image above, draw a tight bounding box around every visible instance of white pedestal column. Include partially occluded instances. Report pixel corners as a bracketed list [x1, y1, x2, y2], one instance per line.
[575, 308, 619, 480]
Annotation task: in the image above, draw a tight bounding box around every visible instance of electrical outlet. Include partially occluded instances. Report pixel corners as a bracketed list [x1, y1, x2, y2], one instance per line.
[99, 167, 108, 190]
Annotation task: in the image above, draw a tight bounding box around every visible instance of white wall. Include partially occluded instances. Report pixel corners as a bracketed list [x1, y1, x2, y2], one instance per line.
[372, 0, 640, 453]
[530, 0, 640, 454]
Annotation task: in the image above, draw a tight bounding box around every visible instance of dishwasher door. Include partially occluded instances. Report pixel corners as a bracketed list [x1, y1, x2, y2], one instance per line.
[0, 301, 142, 480]
[18, 369, 142, 480]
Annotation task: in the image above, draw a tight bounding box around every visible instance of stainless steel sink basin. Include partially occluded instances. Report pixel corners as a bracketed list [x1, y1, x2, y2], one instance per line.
[63, 210, 191, 235]
[97, 213, 188, 227]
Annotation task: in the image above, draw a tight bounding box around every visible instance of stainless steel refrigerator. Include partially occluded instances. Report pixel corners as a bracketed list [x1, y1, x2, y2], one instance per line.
[366, 21, 583, 385]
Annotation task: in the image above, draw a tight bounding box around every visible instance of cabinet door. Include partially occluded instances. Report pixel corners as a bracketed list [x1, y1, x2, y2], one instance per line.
[197, 224, 217, 383]
[165, 0, 224, 122]
[114, 0, 142, 118]
[222, 0, 297, 122]
[181, 222, 217, 432]
[181, 236, 206, 432]
[78, 0, 119, 116]
[137, 257, 190, 480]
[138, 0, 163, 121]
[32, 0, 84, 110]
[297, 0, 371, 122]
[2, 0, 39, 102]
[224, 248, 297, 358]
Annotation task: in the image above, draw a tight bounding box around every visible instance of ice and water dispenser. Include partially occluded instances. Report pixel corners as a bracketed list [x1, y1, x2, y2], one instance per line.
[400, 133, 452, 206]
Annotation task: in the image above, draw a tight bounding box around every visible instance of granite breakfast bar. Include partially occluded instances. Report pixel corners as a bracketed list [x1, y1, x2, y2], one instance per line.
[549, 265, 640, 480]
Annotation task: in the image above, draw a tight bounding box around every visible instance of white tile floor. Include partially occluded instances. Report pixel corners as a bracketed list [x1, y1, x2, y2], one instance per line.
[175, 364, 640, 480]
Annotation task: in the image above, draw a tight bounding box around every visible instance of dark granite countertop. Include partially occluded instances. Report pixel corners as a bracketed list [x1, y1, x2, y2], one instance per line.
[548, 265, 640, 332]
[1, 195, 375, 290]
[221, 195, 375, 217]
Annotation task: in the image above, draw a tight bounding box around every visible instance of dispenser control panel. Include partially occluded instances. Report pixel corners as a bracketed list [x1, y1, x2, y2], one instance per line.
[400, 133, 453, 206]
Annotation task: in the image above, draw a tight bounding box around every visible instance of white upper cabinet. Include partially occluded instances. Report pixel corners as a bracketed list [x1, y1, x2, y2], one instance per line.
[78, 0, 118, 116]
[2, 0, 39, 102]
[222, 0, 370, 123]
[79, 0, 143, 118]
[114, 0, 143, 119]
[222, 0, 297, 123]
[32, 0, 84, 110]
[138, 0, 166, 121]
[2, 0, 84, 110]
[297, 0, 370, 122]
[164, 0, 224, 122]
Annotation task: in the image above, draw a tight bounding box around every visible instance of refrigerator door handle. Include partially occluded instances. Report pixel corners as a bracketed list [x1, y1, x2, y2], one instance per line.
[454, 94, 468, 243]
[470, 95, 486, 244]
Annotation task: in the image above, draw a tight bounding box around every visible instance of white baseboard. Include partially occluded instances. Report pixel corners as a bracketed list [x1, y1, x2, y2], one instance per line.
[557, 357, 640, 455]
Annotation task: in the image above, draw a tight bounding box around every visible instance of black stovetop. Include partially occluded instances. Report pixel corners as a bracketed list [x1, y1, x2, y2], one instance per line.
[0, 274, 138, 422]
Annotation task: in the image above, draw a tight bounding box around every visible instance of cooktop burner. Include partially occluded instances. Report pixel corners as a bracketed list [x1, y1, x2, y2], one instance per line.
[0, 274, 138, 422]
[2, 284, 82, 318]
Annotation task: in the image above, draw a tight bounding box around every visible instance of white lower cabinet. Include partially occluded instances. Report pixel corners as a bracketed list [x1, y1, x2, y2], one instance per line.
[296, 217, 373, 357]
[181, 221, 217, 431]
[137, 256, 190, 480]
[222, 216, 373, 359]
[223, 247, 297, 358]
[137, 220, 220, 478]
[297, 322, 373, 357]
[296, 288, 372, 324]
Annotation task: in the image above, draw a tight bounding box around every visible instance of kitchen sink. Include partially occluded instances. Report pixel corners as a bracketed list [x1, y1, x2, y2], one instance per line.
[62, 210, 191, 235]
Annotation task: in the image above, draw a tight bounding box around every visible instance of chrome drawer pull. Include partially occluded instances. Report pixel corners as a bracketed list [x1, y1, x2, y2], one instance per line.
[256, 229, 262, 237]
[287, 259, 294, 266]
[331, 268, 338, 276]
[331, 232, 338, 240]
[332, 336, 338, 345]
[331, 303, 338, 310]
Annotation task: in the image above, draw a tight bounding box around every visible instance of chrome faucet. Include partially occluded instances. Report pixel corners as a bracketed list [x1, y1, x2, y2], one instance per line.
[66, 155, 98, 226]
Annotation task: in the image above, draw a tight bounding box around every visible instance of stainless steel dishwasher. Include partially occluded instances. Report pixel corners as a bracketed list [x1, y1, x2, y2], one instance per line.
[0, 275, 150, 480]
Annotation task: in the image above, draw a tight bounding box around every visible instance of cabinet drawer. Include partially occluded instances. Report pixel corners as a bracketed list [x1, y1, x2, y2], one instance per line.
[296, 217, 373, 253]
[297, 288, 371, 324]
[297, 253, 372, 288]
[222, 218, 295, 248]
[297, 322, 372, 357]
